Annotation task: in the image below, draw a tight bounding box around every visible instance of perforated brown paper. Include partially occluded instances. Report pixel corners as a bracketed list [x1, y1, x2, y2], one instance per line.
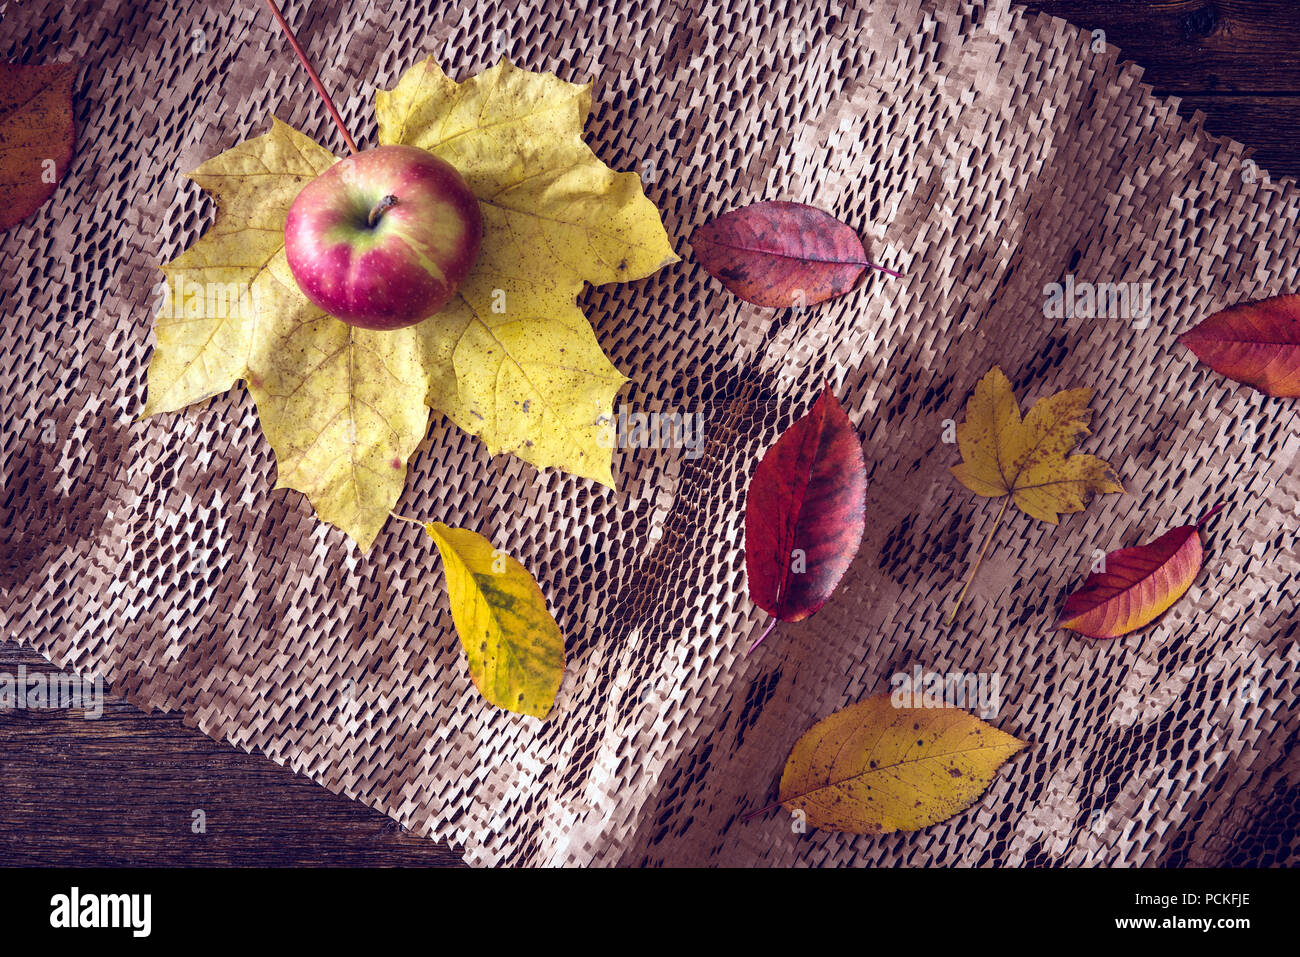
[2, 0, 1296, 866]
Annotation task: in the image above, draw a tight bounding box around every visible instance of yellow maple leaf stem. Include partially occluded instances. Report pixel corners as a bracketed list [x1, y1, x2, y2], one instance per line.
[946, 496, 1010, 627]
[261, 0, 359, 155]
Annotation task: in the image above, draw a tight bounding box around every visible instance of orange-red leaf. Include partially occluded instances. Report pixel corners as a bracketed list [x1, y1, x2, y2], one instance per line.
[0, 62, 77, 232]
[744, 386, 867, 632]
[1179, 294, 1300, 397]
[692, 201, 896, 307]
[1057, 505, 1222, 638]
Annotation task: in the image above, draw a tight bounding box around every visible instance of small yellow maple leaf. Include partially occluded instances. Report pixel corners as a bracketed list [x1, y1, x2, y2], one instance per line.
[143, 60, 677, 550]
[946, 366, 1122, 624]
[950, 366, 1122, 523]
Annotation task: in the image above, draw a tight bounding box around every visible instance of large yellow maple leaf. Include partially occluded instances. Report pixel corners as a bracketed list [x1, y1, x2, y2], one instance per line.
[145, 59, 677, 550]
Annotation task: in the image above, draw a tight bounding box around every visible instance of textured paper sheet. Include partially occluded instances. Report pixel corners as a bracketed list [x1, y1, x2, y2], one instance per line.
[1, 0, 1296, 866]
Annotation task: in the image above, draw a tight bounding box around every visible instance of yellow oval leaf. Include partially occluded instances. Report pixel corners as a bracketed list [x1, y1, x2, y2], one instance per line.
[779, 695, 1027, 834]
[425, 523, 565, 718]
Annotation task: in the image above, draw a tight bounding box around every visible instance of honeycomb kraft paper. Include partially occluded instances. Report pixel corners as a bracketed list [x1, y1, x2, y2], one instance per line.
[1, 0, 1296, 867]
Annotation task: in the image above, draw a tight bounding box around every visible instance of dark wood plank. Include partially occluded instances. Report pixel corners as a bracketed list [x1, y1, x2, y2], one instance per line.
[1172, 94, 1300, 182]
[0, 642, 464, 866]
[1018, 1, 1300, 94]
[1018, 2, 1300, 179]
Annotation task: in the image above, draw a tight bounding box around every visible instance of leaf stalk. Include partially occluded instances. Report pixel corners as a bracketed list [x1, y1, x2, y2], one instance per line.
[746, 616, 779, 655]
[1196, 501, 1225, 528]
[260, 0, 360, 155]
[947, 496, 1010, 626]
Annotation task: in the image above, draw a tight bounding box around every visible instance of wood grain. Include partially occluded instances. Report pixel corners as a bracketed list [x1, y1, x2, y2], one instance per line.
[0, 642, 463, 866]
[1021, 1, 1300, 92]
[1021, 1, 1300, 177]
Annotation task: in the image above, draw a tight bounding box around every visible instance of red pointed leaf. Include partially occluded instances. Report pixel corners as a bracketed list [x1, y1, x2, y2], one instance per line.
[1057, 507, 1221, 639]
[0, 62, 77, 232]
[745, 386, 867, 626]
[693, 201, 893, 307]
[1179, 294, 1300, 396]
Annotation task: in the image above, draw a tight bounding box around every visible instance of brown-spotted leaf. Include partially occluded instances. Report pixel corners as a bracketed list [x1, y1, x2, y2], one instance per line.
[778, 695, 1027, 834]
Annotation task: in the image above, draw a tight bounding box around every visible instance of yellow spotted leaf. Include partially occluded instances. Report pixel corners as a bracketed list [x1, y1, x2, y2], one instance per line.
[779, 695, 1027, 834]
[377, 58, 679, 485]
[425, 522, 565, 718]
[143, 59, 676, 549]
[950, 366, 1123, 523]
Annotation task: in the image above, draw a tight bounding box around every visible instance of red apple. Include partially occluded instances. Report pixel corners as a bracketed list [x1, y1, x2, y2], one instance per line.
[284, 144, 482, 330]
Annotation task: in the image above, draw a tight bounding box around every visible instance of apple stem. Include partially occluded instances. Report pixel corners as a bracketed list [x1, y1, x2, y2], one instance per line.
[369, 195, 399, 227]
[260, 0, 360, 156]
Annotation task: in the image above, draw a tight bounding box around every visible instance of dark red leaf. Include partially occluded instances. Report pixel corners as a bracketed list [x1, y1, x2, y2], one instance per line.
[692, 201, 898, 308]
[1179, 294, 1300, 396]
[744, 386, 867, 634]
